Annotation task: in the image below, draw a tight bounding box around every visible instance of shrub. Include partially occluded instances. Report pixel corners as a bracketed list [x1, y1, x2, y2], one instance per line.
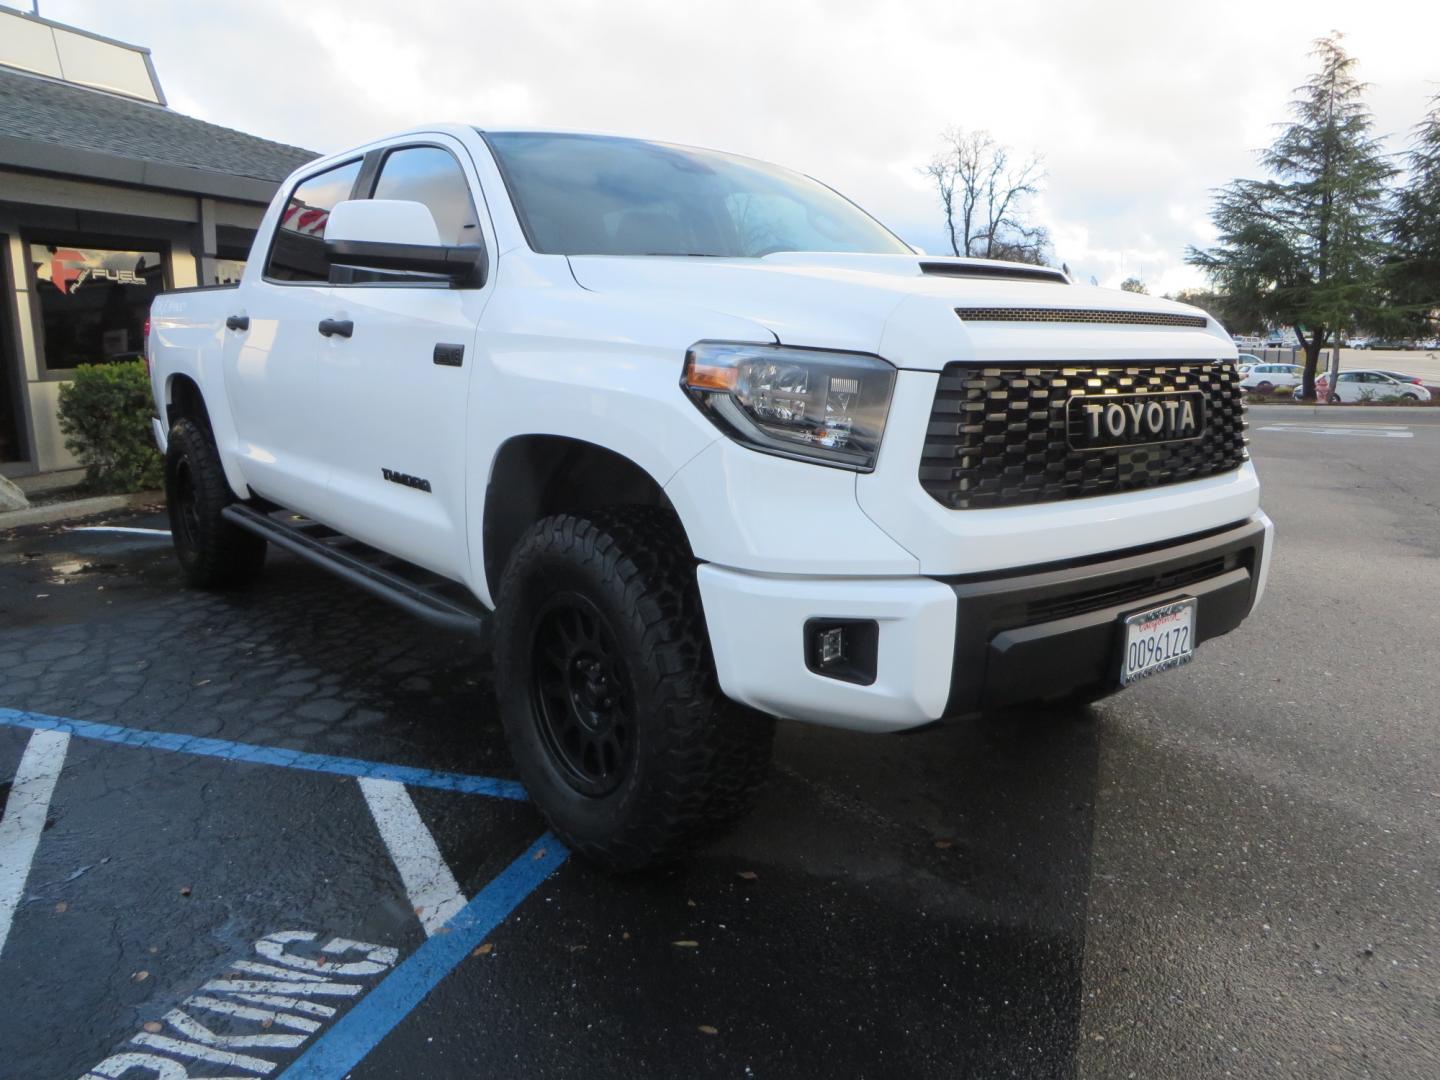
[56, 360, 163, 493]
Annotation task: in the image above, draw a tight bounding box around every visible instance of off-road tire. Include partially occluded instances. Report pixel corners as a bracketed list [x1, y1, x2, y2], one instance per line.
[494, 508, 775, 871]
[164, 418, 266, 589]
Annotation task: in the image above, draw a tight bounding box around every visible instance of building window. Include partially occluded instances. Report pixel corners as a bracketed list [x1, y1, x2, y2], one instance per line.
[29, 242, 164, 371]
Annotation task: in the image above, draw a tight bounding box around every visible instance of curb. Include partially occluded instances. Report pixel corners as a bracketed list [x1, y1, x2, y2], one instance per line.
[0, 490, 163, 530]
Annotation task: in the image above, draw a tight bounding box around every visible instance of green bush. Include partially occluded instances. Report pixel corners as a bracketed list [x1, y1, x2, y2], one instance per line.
[56, 360, 163, 493]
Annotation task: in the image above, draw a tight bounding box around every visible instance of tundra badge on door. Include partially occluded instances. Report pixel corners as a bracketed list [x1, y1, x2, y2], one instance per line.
[381, 468, 432, 493]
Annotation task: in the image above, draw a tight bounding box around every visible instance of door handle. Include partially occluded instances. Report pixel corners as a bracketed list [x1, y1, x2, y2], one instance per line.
[225, 314, 249, 331]
[318, 318, 353, 338]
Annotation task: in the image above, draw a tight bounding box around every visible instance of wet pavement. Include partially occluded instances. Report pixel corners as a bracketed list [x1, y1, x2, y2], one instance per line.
[1, 409, 1437, 1079]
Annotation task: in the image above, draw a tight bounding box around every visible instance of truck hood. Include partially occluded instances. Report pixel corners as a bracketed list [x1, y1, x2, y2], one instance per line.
[566, 253, 1231, 371]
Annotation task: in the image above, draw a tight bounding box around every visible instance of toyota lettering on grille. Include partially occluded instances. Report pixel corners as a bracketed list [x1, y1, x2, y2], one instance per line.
[1067, 391, 1207, 450]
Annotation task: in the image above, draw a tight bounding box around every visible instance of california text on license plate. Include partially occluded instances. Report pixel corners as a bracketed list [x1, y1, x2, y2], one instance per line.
[1120, 598, 1196, 686]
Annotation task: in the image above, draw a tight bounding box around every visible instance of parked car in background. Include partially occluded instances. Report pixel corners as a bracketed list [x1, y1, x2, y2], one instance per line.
[1294, 370, 1434, 402]
[1240, 363, 1303, 393]
[1236, 353, 1262, 375]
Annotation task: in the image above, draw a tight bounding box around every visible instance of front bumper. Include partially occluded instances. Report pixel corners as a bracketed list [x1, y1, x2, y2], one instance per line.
[698, 512, 1273, 733]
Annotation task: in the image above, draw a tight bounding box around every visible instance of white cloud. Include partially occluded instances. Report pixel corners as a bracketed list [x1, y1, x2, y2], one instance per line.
[41, 0, 1440, 292]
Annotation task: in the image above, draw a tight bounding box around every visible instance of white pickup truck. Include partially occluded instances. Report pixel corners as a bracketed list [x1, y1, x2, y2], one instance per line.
[148, 125, 1272, 868]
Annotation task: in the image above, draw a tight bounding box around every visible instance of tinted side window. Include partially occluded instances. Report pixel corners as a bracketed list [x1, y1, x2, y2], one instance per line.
[265, 160, 363, 282]
[371, 147, 479, 246]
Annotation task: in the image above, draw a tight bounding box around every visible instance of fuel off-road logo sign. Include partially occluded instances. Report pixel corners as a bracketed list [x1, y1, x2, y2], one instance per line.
[33, 246, 154, 295]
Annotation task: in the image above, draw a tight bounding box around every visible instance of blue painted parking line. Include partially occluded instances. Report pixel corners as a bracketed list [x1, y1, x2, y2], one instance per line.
[282, 833, 569, 1079]
[0, 707, 528, 800]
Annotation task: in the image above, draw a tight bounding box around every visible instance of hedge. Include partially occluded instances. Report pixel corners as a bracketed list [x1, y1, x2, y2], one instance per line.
[56, 360, 163, 493]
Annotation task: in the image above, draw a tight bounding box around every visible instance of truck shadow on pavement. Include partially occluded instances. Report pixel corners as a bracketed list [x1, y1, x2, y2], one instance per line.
[1, 528, 1101, 1078]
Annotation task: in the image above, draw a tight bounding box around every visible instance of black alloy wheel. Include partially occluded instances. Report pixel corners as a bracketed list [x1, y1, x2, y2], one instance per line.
[530, 592, 637, 797]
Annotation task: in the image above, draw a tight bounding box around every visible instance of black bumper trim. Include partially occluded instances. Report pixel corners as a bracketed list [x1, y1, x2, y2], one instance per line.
[940, 518, 1266, 716]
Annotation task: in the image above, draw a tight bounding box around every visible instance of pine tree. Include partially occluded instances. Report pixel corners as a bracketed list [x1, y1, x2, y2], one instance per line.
[1386, 95, 1440, 336]
[1188, 35, 1394, 400]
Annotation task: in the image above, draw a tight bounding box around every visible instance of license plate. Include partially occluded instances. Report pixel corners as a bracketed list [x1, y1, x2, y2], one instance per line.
[1119, 598, 1196, 686]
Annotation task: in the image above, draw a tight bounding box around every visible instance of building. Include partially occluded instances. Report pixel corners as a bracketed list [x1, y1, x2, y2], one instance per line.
[0, 4, 316, 481]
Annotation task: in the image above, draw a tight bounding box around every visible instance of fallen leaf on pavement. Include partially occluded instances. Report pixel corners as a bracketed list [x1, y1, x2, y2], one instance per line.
[736, 870, 759, 881]
[672, 940, 699, 948]
[472, 943, 494, 957]
[698, 1025, 719, 1036]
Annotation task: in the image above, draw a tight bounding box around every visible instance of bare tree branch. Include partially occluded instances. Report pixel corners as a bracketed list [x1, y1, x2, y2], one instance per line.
[920, 128, 1049, 264]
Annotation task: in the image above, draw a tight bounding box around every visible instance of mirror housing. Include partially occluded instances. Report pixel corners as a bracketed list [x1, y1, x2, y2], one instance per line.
[323, 199, 486, 287]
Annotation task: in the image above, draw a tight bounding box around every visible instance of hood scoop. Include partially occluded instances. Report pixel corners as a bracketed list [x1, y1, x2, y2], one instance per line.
[954, 307, 1208, 328]
[919, 261, 1069, 284]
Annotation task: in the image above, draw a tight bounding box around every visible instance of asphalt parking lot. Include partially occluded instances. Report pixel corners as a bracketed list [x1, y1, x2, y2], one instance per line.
[2, 406, 1438, 1079]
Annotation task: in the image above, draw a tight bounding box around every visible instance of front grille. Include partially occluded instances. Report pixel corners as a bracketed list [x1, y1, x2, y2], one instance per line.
[954, 307, 1208, 328]
[920, 362, 1248, 509]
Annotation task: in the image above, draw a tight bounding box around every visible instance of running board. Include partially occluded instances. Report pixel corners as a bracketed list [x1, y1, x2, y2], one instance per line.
[222, 503, 489, 637]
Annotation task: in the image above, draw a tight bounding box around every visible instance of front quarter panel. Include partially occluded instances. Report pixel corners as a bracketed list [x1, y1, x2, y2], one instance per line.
[464, 253, 776, 605]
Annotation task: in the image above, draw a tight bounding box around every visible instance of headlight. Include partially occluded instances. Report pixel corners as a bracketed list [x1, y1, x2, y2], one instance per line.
[681, 342, 896, 471]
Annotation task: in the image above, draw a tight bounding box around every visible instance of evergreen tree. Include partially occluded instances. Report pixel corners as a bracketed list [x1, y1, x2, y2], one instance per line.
[1386, 94, 1440, 336]
[1188, 35, 1394, 400]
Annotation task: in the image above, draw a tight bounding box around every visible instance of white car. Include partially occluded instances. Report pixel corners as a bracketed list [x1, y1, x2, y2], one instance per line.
[1299, 370, 1435, 403]
[1236, 353, 1263, 375]
[1239, 363, 1303, 393]
[147, 125, 1272, 867]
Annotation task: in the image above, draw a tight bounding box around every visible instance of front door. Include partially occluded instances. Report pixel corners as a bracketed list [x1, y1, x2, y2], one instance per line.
[302, 140, 495, 581]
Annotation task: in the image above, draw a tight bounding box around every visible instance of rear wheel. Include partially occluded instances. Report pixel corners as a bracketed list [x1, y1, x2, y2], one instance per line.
[164, 418, 266, 589]
[1255, 380, 1273, 394]
[494, 508, 774, 871]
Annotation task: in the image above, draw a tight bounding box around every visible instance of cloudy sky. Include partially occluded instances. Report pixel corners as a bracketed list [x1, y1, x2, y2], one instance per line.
[41, 0, 1440, 293]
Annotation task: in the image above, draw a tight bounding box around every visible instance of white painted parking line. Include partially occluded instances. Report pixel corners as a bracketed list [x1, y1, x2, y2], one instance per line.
[1258, 423, 1413, 438]
[358, 777, 467, 936]
[0, 728, 70, 959]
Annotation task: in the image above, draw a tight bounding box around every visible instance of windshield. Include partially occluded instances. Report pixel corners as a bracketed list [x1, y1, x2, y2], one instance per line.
[483, 131, 910, 258]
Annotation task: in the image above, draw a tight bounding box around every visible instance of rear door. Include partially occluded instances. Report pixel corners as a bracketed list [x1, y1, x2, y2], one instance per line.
[222, 158, 365, 513]
[1333, 372, 1363, 402]
[302, 138, 495, 580]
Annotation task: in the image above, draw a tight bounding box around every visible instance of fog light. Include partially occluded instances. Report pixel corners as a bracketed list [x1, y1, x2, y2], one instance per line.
[804, 619, 879, 686]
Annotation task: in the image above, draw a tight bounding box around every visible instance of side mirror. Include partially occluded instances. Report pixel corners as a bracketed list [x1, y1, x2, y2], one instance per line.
[323, 199, 486, 287]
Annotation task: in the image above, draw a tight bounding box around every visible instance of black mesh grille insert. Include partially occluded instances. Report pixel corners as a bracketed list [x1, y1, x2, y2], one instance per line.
[955, 308, 1208, 328]
[920, 362, 1248, 510]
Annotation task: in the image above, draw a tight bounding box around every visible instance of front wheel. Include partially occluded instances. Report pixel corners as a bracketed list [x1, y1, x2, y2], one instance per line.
[493, 508, 774, 871]
[165, 418, 266, 589]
